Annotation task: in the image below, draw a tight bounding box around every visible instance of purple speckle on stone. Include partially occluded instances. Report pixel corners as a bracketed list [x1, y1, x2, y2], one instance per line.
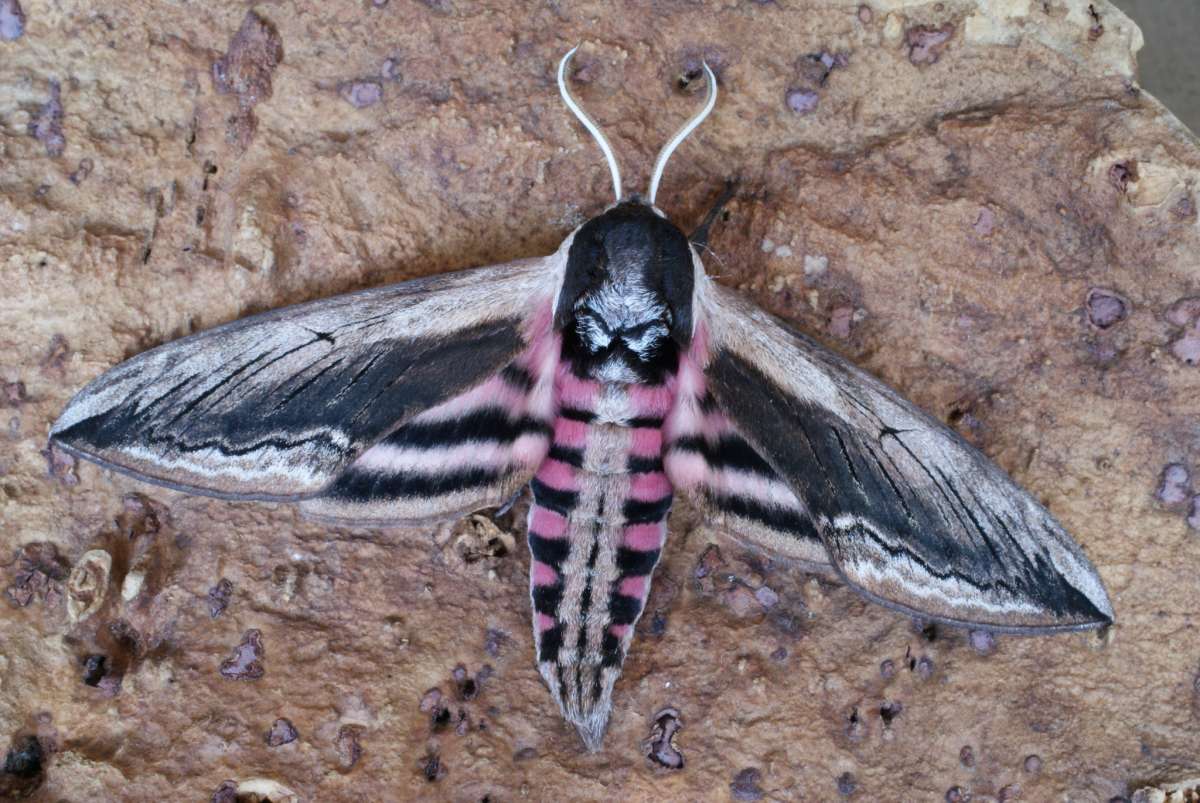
[207, 578, 233, 618]
[3, 380, 25, 406]
[28, 80, 65, 157]
[1085, 288, 1130, 329]
[945, 787, 967, 803]
[1108, 161, 1138, 192]
[69, 157, 93, 185]
[219, 629, 264, 680]
[0, 0, 24, 41]
[829, 306, 855, 339]
[857, 4, 872, 23]
[1023, 753, 1043, 773]
[381, 57, 401, 81]
[484, 627, 507, 656]
[419, 687, 443, 713]
[959, 745, 975, 767]
[722, 584, 763, 617]
[973, 207, 996, 236]
[212, 11, 282, 101]
[1188, 496, 1200, 532]
[1155, 463, 1192, 506]
[265, 717, 298, 746]
[880, 659, 896, 680]
[452, 664, 478, 700]
[754, 585, 779, 608]
[786, 88, 819, 114]
[1165, 297, 1200, 328]
[211, 781, 238, 803]
[336, 725, 363, 769]
[340, 80, 382, 108]
[915, 655, 935, 679]
[999, 783, 1022, 802]
[770, 646, 788, 661]
[644, 708, 684, 769]
[969, 629, 996, 655]
[1170, 327, 1200, 366]
[731, 768, 764, 801]
[421, 751, 445, 782]
[906, 23, 955, 65]
[1172, 194, 1196, 219]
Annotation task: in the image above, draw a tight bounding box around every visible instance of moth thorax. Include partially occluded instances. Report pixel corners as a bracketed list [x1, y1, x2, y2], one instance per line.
[571, 275, 673, 383]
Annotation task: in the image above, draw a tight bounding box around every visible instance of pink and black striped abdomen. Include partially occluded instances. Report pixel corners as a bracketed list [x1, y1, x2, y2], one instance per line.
[526, 366, 674, 747]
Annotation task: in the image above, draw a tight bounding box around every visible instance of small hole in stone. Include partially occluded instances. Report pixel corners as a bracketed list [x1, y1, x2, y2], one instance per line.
[82, 654, 107, 686]
[3, 735, 44, 779]
[421, 752, 445, 782]
[677, 68, 703, 90]
[879, 701, 903, 725]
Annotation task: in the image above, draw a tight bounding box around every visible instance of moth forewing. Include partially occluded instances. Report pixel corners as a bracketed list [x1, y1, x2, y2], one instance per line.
[49, 250, 571, 502]
[690, 278, 1113, 632]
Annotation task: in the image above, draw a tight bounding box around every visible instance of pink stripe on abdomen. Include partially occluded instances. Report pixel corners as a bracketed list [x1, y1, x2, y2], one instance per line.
[629, 471, 671, 501]
[630, 427, 663, 457]
[529, 506, 567, 538]
[535, 458, 578, 491]
[623, 521, 667, 552]
[553, 417, 589, 448]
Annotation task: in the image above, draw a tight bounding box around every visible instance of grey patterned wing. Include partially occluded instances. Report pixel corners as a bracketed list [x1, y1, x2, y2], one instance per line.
[698, 280, 1113, 632]
[51, 253, 565, 500]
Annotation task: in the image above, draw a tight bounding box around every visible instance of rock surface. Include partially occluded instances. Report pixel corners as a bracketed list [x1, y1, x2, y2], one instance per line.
[2, 0, 1200, 800]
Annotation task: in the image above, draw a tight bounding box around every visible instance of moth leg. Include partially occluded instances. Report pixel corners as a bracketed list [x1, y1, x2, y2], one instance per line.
[494, 484, 528, 517]
[689, 178, 739, 252]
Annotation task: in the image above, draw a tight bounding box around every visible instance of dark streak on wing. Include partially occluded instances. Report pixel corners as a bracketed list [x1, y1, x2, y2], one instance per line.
[707, 491, 818, 540]
[670, 432, 823, 548]
[325, 466, 504, 501]
[706, 348, 1110, 628]
[53, 319, 525, 500]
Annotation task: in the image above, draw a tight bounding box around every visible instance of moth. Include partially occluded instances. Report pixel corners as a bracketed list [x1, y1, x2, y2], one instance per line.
[50, 48, 1113, 751]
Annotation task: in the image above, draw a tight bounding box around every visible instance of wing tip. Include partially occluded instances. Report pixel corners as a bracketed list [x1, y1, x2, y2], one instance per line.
[43, 436, 328, 504]
[836, 565, 1116, 635]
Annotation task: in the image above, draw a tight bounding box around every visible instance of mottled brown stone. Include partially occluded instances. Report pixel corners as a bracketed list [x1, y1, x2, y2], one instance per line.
[2, 1, 1198, 800]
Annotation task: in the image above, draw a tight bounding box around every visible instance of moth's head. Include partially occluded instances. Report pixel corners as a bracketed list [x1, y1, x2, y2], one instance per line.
[550, 47, 716, 382]
[555, 200, 694, 383]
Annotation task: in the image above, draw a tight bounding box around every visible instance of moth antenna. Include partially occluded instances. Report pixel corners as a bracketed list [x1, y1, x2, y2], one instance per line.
[558, 45, 623, 203]
[647, 61, 718, 206]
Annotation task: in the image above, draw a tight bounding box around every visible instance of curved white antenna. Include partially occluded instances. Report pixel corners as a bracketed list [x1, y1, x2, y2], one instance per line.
[558, 46, 622, 203]
[647, 61, 718, 205]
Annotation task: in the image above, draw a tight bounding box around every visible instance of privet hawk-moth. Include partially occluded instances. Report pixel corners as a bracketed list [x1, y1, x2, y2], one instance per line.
[49, 48, 1112, 750]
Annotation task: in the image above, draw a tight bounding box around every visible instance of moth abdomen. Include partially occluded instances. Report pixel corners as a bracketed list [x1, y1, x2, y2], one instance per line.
[526, 363, 676, 750]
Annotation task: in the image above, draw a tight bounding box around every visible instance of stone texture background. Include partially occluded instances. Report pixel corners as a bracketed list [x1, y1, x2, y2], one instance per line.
[2, 0, 1200, 800]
